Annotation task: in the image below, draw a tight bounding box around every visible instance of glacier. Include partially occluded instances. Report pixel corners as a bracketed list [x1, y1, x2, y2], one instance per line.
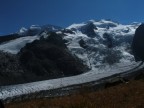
[0, 61, 143, 101]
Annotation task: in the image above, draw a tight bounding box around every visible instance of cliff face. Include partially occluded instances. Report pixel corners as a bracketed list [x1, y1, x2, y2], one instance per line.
[132, 24, 144, 61]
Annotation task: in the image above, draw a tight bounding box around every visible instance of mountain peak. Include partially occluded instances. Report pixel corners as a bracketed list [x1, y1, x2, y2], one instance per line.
[18, 24, 62, 36]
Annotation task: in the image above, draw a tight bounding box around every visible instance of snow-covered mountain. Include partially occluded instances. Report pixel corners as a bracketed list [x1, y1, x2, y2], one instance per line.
[64, 19, 140, 69]
[0, 19, 140, 68]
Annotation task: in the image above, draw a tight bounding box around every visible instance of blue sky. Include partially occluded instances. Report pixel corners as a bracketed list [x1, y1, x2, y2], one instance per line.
[0, 0, 144, 34]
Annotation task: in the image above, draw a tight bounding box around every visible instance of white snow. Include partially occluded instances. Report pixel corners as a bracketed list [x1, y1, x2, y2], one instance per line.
[0, 36, 39, 54]
[19, 27, 28, 34]
[66, 19, 140, 69]
[67, 23, 86, 30]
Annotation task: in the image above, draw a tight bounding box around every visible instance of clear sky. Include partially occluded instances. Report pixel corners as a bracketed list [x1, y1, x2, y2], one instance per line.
[0, 0, 144, 34]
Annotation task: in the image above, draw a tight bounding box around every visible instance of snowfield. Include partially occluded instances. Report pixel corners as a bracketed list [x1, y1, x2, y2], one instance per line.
[0, 36, 39, 54]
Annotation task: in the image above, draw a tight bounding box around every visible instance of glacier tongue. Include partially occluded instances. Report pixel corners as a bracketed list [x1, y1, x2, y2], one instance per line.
[0, 61, 143, 101]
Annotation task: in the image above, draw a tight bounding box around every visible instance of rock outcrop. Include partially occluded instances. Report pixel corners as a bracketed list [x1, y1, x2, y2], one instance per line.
[132, 24, 144, 61]
[80, 22, 97, 38]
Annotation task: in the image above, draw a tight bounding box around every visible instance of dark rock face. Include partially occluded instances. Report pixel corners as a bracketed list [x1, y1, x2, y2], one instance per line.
[79, 39, 88, 49]
[80, 22, 97, 38]
[132, 24, 144, 61]
[0, 100, 4, 108]
[19, 32, 89, 78]
[103, 33, 113, 48]
[0, 52, 25, 86]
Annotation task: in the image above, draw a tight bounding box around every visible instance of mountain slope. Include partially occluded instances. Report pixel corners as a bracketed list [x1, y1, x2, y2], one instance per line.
[0, 24, 62, 54]
[64, 19, 140, 69]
